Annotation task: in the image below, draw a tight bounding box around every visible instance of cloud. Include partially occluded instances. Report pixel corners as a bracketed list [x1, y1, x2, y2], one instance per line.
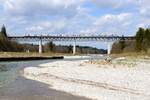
[0, 0, 5, 4]
[89, 0, 138, 9]
[134, 0, 150, 28]
[94, 13, 132, 26]
[1, 0, 87, 35]
[80, 13, 133, 35]
[25, 19, 66, 33]
[0, 0, 149, 37]
[3, 0, 84, 18]
[138, 0, 150, 17]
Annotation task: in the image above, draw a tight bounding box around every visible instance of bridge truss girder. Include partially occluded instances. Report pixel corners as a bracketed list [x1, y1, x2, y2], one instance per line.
[8, 36, 135, 54]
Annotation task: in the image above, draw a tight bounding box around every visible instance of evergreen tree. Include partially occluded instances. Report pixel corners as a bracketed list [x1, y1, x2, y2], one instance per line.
[0, 25, 7, 37]
[47, 41, 55, 52]
[143, 29, 150, 51]
[68, 45, 72, 53]
[119, 35, 126, 52]
[135, 27, 145, 52]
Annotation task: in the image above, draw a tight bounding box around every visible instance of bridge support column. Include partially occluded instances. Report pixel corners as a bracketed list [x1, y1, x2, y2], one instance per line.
[73, 41, 76, 55]
[107, 43, 112, 55]
[39, 39, 42, 54]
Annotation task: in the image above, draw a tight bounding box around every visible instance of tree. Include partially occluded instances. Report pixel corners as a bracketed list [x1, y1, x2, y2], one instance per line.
[135, 27, 145, 52]
[0, 25, 7, 37]
[68, 45, 72, 53]
[45, 41, 55, 52]
[143, 28, 150, 51]
[119, 35, 126, 52]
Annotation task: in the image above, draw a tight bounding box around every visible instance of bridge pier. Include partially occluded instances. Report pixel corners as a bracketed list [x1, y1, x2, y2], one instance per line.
[73, 41, 76, 55]
[107, 42, 112, 55]
[39, 39, 42, 54]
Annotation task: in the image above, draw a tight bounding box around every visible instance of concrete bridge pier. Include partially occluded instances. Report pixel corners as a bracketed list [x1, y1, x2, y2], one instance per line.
[107, 42, 112, 55]
[73, 41, 76, 55]
[39, 39, 42, 54]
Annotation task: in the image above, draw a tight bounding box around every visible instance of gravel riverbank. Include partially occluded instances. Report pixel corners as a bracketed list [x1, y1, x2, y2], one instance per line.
[23, 57, 150, 100]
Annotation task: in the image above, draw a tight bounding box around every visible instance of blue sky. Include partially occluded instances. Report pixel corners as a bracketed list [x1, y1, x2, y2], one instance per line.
[0, 0, 150, 49]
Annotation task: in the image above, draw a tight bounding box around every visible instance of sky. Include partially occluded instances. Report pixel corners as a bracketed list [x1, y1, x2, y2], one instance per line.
[0, 0, 149, 48]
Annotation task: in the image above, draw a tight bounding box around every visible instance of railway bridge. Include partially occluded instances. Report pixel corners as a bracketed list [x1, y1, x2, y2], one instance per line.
[8, 35, 135, 54]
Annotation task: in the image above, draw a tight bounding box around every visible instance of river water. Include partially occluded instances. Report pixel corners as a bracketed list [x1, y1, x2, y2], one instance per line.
[0, 60, 51, 88]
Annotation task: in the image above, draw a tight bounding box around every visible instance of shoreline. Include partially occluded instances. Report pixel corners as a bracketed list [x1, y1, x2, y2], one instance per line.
[0, 56, 64, 62]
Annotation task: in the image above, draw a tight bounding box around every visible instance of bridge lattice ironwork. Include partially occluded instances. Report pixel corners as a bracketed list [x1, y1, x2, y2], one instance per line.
[8, 36, 135, 42]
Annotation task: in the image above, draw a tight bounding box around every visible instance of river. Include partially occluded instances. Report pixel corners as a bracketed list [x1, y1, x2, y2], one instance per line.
[0, 55, 105, 100]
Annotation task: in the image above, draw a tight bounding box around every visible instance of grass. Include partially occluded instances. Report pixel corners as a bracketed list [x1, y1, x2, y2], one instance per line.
[110, 52, 150, 59]
[88, 52, 150, 68]
[112, 59, 137, 68]
[110, 52, 150, 68]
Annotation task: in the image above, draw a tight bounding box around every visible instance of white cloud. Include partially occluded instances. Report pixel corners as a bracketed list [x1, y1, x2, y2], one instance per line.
[95, 13, 132, 26]
[3, 0, 84, 17]
[0, 0, 149, 36]
[0, 0, 5, 4]
[138, 0, 150, 17]
[134, 0, 150, 28]
[81, 13, 133, 35]
[89, 0, 138, 9]
[25, 19, 66, 33]
[26, 26, 44, 32]
[137, 17, 150, 29]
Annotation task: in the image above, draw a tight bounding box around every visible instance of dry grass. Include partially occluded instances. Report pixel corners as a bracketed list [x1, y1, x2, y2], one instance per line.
[110, 52, 149, 59]
[88, 54, 148, 68]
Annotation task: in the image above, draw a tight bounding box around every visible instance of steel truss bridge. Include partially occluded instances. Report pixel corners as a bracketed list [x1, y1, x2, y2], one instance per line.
[8, 35, 135, 54]
[8, 36, 135, 41]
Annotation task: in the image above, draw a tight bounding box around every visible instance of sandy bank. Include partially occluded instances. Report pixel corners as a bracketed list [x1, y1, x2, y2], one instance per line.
[23, 57, 150, 100]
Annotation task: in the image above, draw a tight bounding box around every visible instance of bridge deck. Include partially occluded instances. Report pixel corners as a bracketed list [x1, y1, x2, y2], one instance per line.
[8, 36, 135, 41]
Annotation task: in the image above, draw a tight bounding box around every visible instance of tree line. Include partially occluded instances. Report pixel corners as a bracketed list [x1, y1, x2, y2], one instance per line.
[136, 28, 150, 52]
[111, 27, 150, 54]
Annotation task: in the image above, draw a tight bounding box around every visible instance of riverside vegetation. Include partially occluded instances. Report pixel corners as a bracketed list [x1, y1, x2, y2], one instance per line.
[111, 27, 150, 55]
